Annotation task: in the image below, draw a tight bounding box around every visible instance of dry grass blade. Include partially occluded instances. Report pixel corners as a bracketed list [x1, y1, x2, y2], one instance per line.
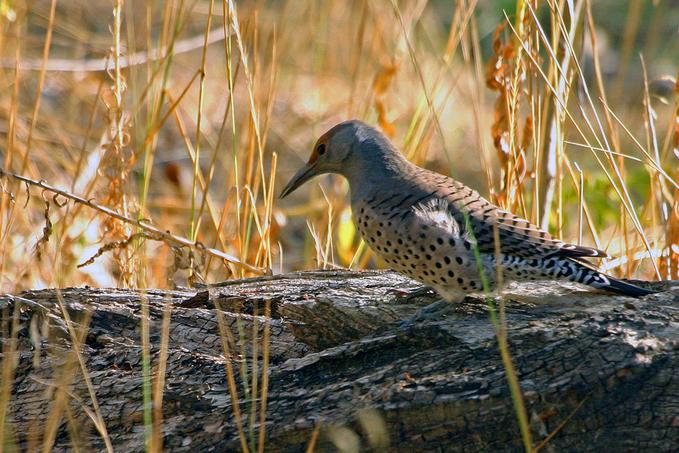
[229, 0, 268, 200]
[189, 0, 216, 242]
[20, 0, 57, 175]
[0, 169, 265, 274]
[214, 300, 250, 453]
[256, 300, 271, 453]
[539, 0, 666, 277]
[468, 214, 532, 453]
[388, 0, 451, 163]
[38, 309, 92, 452]
[53, 289, 113, 453]
[305, 419, 323, 453]
[504, 10, 663, 279]
[534, 396, 589, 452]
[150, 298, 173, 453]
[0, 1, 674, 451]
[0, 302, 21, 451]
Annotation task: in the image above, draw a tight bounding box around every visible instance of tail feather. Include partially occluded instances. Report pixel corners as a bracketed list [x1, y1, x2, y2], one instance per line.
[601, 276, 656, 297]
[550, 243, 610, 259]
[569, 260, 656, 297]
[495, 255, 656, 297]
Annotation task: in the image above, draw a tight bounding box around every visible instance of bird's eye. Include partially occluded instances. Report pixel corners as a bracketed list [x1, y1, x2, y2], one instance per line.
[317, 144, 326, 155]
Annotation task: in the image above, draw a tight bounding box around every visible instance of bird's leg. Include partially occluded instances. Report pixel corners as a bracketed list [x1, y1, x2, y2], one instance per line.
[398, 290, 465, 328]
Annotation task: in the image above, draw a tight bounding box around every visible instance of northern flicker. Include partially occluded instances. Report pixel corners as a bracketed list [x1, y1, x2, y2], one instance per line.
[280, 120, 654, 300]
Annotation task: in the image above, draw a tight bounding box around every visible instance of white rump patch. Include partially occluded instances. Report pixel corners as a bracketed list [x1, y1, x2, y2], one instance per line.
[412, 198, 460, 235]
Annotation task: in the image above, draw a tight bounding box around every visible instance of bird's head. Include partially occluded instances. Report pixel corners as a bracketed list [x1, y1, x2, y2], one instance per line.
[280, 120, 366, 198]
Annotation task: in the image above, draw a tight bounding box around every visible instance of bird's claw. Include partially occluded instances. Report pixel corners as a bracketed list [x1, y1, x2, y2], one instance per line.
[398, 299, 451, 329]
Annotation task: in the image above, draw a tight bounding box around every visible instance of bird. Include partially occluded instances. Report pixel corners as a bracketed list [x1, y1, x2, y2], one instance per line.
[280, 119, 654, 301]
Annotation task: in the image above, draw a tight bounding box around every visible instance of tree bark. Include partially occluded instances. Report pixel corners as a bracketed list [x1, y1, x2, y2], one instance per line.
[1, 270, 677, 452]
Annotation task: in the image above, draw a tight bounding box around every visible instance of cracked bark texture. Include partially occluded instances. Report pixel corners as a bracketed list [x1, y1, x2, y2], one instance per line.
[1, 270, 678, 452]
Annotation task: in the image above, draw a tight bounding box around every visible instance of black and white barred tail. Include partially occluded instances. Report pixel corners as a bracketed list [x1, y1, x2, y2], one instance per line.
[495, 254, 656, 297]
[557, 259, 655, 297]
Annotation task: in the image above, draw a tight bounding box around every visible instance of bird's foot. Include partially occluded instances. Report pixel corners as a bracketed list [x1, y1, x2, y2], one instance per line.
[398, 299, 453, 329]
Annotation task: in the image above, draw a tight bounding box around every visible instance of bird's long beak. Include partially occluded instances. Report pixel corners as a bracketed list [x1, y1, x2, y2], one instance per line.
[280, 164, 316, 199]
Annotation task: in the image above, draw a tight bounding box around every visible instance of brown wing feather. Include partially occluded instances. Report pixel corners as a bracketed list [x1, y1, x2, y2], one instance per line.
[424, 171, 608, 259]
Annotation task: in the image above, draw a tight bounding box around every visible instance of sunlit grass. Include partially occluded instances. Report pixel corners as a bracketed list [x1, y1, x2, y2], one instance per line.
[0, 0, 676, 452]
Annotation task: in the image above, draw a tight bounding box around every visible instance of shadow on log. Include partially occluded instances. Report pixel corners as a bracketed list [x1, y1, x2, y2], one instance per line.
[1, 270, 678, 452]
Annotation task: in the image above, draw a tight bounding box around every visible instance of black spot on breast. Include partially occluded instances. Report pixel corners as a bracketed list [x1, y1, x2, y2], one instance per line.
[448, 270, 455, 277]
[455, 257, 463, 265]
[448, 238, 456, 247]
[437, 238, 444, 245]
[429, 244, 436, 252]
[435, 262, 442, 268]
[444, 256, 451, 264]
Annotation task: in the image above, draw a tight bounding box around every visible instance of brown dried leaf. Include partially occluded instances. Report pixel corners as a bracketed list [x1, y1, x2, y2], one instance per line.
[34, 199, 52, 261]
[372, 59, 400, 138]
[485, 21, 533, 207]
[485, 23, 514, 91]
[372, 58, 399, 95]
[375, 98, 396, 138]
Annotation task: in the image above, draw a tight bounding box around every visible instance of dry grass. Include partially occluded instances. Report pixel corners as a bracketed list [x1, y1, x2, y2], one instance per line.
[0, 0, 677, 451]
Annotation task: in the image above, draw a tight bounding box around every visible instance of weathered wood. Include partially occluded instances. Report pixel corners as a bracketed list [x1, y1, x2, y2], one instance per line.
[1, 270, 677, 452]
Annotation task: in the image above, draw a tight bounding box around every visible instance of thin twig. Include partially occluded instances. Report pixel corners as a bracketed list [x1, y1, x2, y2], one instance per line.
[0, 27, 230, 72]
[0, 168, 266, 274]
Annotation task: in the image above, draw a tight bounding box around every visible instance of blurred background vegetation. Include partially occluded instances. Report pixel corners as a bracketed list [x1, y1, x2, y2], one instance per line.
[0, 0, 676, 291]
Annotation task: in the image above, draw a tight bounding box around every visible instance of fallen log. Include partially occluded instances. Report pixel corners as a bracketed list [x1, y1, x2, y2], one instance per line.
[1, 270, 677, 452]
